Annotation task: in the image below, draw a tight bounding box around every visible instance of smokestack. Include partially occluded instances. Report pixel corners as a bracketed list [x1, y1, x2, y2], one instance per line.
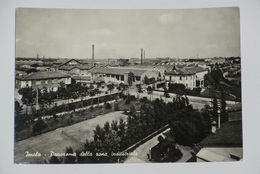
[141, 48, 143, 64]
[144, 50, 145, 64]
[92, 44, 94, 66]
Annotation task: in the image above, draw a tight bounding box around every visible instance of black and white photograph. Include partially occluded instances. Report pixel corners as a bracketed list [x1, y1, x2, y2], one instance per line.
[13, 7, 243, 164]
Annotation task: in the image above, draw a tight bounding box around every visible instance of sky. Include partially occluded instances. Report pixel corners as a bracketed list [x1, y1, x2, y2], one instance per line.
[15, 7, 240, 59]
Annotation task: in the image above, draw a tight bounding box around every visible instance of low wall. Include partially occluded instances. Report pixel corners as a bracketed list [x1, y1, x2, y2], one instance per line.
[122, 124, 170, 153]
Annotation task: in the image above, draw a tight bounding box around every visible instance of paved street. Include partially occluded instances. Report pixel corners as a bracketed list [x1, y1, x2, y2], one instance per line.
[124, 128, 193, 163]
[127, 88, 237, 110]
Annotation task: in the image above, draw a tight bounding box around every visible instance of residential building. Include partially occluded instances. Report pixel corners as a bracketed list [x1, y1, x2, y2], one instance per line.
[58, 65, 92, 75]
[15, 66, 38, 76]
[165, 66, 197, 89]
[208, 57, 226, 65]
[89, 67, 154, 85]
[165, 65, 208, 89]
[15, 71, 71, 91]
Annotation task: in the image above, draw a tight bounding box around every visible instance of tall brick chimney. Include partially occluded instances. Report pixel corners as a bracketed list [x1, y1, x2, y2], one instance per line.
[92, 44, 94, 66]
[144, 50, 145, 64]
[141, 48, 143, 64]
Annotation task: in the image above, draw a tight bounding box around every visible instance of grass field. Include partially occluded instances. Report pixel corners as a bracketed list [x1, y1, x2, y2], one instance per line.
[14, 111, 128, 164]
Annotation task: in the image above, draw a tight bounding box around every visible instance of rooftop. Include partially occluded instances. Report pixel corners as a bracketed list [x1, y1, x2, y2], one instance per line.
[196, 147, 242, 162]
[90, 67, 147, 76]
[59, 65, 93, 71]
[199, 120, 243, 147]
[16, 71, 70, 80]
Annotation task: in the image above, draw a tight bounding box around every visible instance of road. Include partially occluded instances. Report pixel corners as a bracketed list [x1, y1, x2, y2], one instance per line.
[128, 88, 237, 110]
[14, 111, 127, 164]
[124, 128, 193, 163]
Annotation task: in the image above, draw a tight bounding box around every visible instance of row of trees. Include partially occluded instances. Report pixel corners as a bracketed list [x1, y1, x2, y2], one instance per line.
[51, 94, 213, 163]
[17, 82, 113, 116]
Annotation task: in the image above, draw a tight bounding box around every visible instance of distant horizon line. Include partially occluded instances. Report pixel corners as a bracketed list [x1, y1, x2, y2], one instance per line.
[15, 56, 241, 60]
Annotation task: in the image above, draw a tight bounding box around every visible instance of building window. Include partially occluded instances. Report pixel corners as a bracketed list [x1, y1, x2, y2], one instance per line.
[52, 79, 57, 83]
[179, 76, 182, 80]
[35, 81, 41, 85]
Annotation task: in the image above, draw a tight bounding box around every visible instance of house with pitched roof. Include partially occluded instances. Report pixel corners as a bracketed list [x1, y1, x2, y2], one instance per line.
[165, 65, 208, 89]
[15, 71, 71, 91]
[165, 66, 197, 89]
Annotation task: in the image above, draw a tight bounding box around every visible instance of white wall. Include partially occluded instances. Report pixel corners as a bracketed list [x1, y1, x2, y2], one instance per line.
[196, 70, 208, 80]
[166, 74, 196, 89]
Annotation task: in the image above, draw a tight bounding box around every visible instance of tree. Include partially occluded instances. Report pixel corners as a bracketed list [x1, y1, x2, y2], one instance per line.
[111, 120, 118, 132]
[18, 87, 36, 114]
[113, 101, 119, 111]
[220, 89, 228, 124]
[127, 72, 134, 86]
[49, 155, 61, 164]
[129, 104, 136, 115]
[118, 118, 126, 138]
[32, 117, 47, 133]
[158, 72, 162, 81]
[57, 81, 67, 99]
[103, 121, 111, 134]
[93, 124, 105, 142]
[147, 86, 152, 94]
[212, 95, 219, 122]
[169, 108, 211, 146]
[63, 146, 76, 164]
[107, 83, 114, 94]
[15, 101, 22, 117]
[163, 86, 169, 99]
[143, 75, 149, 84]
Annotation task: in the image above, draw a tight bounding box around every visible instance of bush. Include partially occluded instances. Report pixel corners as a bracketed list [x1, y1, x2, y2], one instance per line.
[90, 106, 94, 111]
[168, 83, 185, 93]
[66, 118, 74, 126]
[130, 95, 136, 100]
[129, 104, 136, 114]
[191, 88, 201, 96]
[140, 97, 148, 103]
[125, 98, 131, 104]
[114, 102, 119, 111]
[32, 118, 47, 133]
[105, 102, 111, 109]
[53, 114, 58, 122]
[122, 94, 127, 99]
[157, 82, 165, 89]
